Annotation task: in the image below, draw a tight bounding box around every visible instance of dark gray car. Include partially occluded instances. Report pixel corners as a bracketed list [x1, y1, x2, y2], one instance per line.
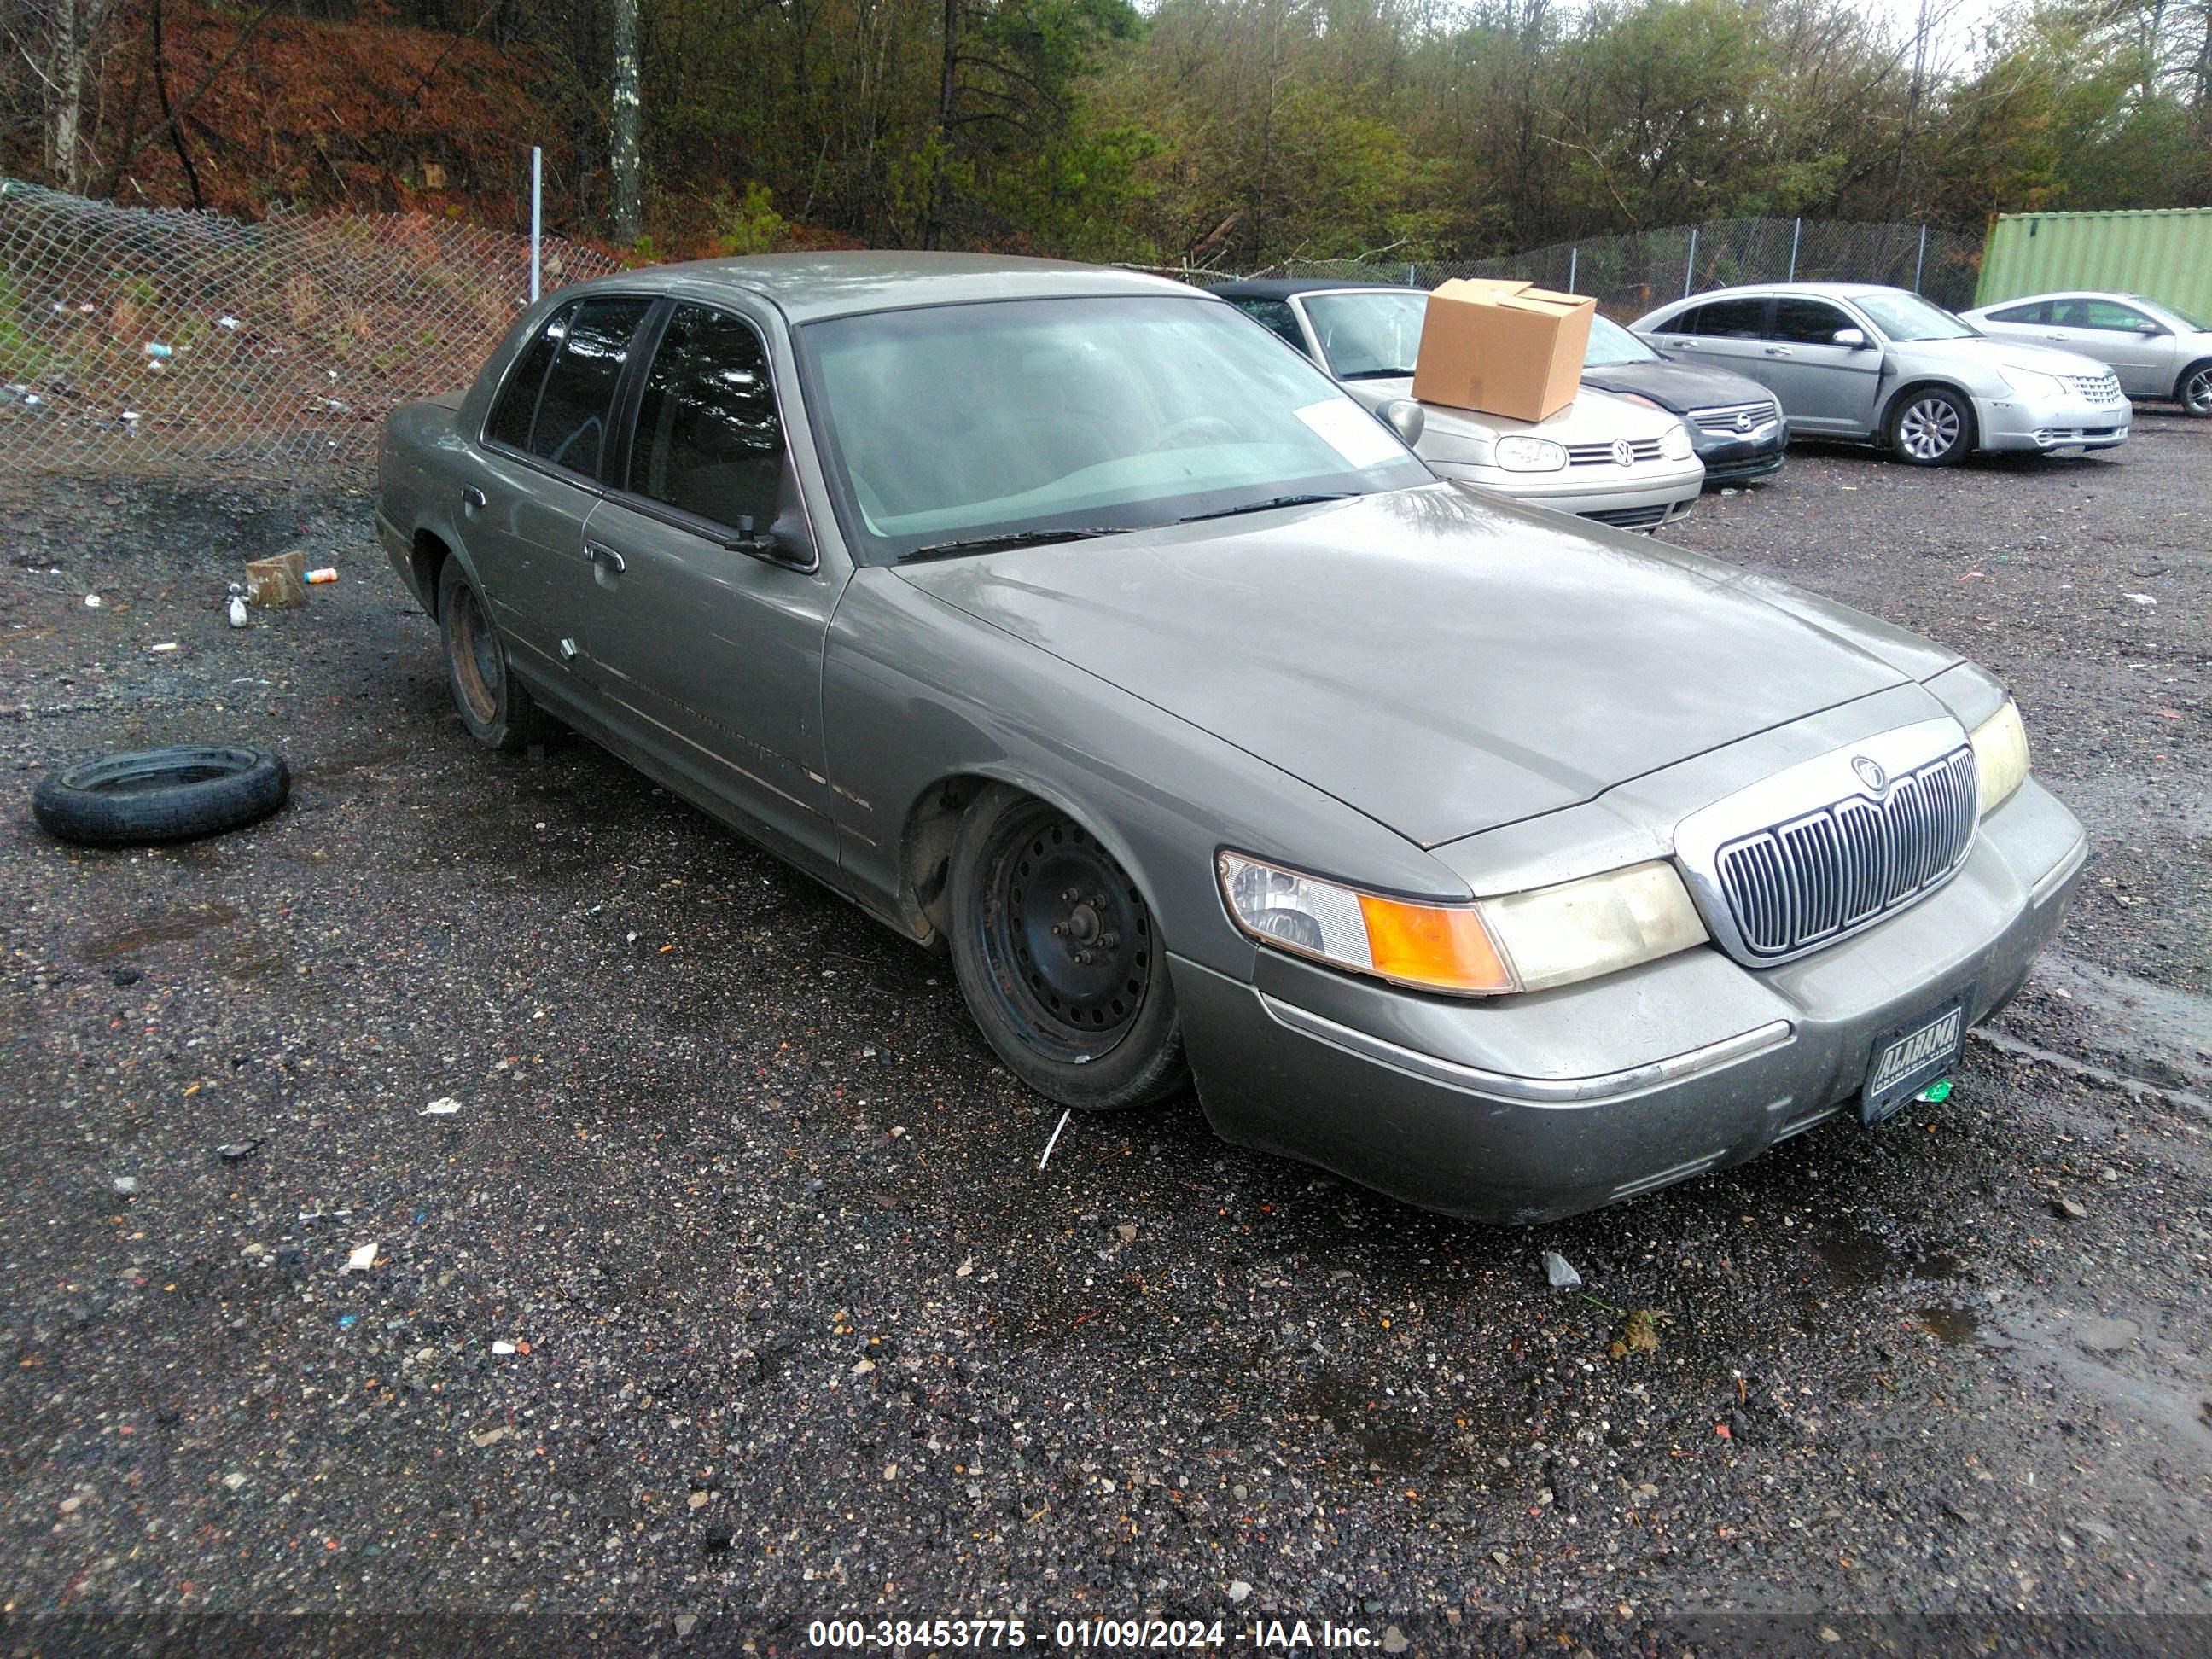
[376, 253, 2087, 1224]
[1579, 315, 1789, 484]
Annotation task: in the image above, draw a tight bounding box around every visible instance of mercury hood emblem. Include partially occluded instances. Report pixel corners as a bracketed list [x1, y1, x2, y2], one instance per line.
[1852, 755, 1889, 795]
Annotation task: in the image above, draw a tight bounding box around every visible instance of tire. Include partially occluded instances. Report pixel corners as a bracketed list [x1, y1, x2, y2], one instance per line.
[32, 746, 288, 846]
[946, 786, 1188, 1112]
[439, 559, 552, 754]
[1887, 386, 1972, 466]
[2177, 359, 2212, 418]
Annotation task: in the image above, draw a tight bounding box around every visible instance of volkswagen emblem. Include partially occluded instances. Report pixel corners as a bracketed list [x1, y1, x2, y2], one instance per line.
[1852, 754, 1889, 795]
[1734, 410, 1755, 433]
[1611, 439, 1635, 468]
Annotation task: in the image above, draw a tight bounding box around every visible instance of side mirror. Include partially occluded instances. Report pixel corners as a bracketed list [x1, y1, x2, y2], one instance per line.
[726, 509, 815, 568]
[1379, 398, 1425, 448]
[1832, 328, 1870, 349]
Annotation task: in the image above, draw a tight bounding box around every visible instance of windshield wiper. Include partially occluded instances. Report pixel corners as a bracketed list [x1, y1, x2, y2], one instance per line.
[900, 527, 1124, 562]
[1337, 368, 1417, 381]
[1179, 492, 1354, 524]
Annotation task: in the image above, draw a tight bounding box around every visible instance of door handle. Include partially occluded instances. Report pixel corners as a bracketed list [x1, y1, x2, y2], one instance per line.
[585, 540, 626, 574]
[460, 485, 487, 510]
[1763, 346, 1793, 358]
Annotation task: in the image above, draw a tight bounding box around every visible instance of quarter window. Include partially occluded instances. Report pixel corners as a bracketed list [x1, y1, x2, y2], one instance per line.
[527, 296, 651, 478]
[486, 306, 569, 451]
[627, 305, 787, 531]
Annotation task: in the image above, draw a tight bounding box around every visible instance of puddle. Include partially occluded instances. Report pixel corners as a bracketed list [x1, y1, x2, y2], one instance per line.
[1295, 1363, 1435, 1473]
[81, 900, 239, 963]
[1813, 1232, 1963, 1289]
[1916, 1305, 1986, 1346]
[2017, 952, 2212, 1096]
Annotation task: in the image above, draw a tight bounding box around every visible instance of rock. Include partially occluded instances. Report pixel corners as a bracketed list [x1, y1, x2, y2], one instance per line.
[111, 1176, 138, 1197]
[106, 967, 142, 987]
[222, 1472, 246, 1491]
[1543, 1251, 1582, 1289]
[345, 1242, 379, 1273]
[2075, 1317, 2138, 1355]
[674, 1613, 698, 1637]
[1382, 1627, 1409, 1654]
[688, 1491, 709, 1510]
[1227, 1580, 1252, 1603]
[471, 1426, 509, 1448]
[2051, 1195, 2088, 1220]
[1116, 1223, 1138, 1243]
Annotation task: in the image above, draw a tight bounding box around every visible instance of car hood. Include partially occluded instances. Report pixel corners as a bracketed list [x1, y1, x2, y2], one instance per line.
[1909, 335, 2111, 379]
[894, 485, 1941, 846]
[1341, 378, 1677, 445]
[1579, 357, 1778, 413]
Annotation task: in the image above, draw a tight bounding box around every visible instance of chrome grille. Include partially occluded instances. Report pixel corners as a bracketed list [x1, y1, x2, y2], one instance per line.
[1715, 747, 1978, 959]
[2066, 372, 2124, 404]
[1566, 438, 1663, 466]
[1690, 401, 1778, 434]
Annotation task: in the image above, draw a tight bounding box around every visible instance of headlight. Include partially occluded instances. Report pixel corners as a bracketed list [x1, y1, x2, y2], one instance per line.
[1970, 700, 2030, 815]
[1659, 422, 1695, 461]
[2000, 367, 2064, 402]
[1493, 435, 1567, 473]
[1218, 853, 1707, 997]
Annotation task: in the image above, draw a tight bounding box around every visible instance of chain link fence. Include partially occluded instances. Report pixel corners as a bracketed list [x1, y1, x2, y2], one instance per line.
[0, 180, 620, 478]
[1273, 218, 1983, 315]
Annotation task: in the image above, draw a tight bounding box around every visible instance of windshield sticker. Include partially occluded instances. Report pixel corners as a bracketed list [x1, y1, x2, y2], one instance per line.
[1295, 399, 1406, 469]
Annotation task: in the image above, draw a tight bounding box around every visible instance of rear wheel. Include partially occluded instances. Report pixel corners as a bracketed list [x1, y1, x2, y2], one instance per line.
[946, 786, 1188, 1112]
[1888, 387, 1971, 465]
[439, 560, 552, 753]
[2177, 359, 2212, 417]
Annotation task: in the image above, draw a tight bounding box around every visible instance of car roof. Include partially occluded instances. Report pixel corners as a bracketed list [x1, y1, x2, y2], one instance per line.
[557, 251, 1200, 323]
[1207, 277, 1412, 300]
[1970, 289, 2158, 306]
[1655, 282, 1907, 309]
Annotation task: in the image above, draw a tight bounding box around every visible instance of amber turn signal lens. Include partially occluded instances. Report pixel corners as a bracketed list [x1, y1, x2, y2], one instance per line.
[1356, 894, 1516, 995]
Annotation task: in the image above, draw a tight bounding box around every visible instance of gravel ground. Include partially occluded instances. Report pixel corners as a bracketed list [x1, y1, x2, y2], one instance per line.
[1, 415, 2208, 1655]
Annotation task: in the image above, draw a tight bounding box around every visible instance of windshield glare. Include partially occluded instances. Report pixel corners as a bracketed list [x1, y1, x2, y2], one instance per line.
[1855, 292, 1976, 342]
[1585, 314, 1660, 366]
[2142, 298, 2210, 331]
[800, 296, 1429, 562]
[1301, 290, 1429, 380]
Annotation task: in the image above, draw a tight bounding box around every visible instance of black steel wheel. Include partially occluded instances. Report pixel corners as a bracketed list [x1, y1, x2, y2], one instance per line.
[439, 560, 553, 754]
[946, 786, 1187, 1112]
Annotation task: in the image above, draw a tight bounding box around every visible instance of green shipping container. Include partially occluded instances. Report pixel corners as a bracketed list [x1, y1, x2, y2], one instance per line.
[1977, 208, 2212, 319]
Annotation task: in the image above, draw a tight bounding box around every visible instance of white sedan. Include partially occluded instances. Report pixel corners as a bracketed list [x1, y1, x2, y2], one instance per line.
[1960, 291, 2212, 416]
[1213, 279, 1704, 531]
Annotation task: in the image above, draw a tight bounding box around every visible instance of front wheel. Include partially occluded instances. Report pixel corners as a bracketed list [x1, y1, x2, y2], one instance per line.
[946, 787, 1188, 1112]
[2177, 359, 2212, 417]
[1888, 387, 1971, 466]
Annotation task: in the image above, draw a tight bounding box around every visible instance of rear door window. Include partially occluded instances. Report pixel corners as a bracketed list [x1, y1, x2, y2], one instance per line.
[1988, 300, 2049, 324]
[527, 296, 652, 478]
[626, 304, 787, 532]
[485, 306, 570, 450]
[1688, 298, 1769, 338]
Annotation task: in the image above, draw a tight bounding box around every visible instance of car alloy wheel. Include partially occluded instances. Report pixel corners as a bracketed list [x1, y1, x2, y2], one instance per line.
[2181, 363, 2212, 417]
[1892, 392, 1967, 465]
[946, 785, 1188, 1112]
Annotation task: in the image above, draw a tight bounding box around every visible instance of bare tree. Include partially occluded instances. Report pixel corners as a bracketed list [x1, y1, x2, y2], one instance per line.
[610, 0, 642, 241]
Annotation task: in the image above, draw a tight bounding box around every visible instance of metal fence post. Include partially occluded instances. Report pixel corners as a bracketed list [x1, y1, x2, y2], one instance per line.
[1913, 224, 1928, 294]
[1568, 247, 1578, 292]
[1683, 227, 1697, 298]
[1787, 217, 1802, 282]
[1407, 263, 1417, 286]
[529, 148, 543, 302]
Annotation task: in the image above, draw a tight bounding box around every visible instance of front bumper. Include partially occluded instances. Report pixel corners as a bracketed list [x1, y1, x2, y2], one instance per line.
[1173, 777, 2087, 1224]
[1691, 421, 1788, 483]
[1974, 390, 2131, 452]
[1434, 458, 1705, 527]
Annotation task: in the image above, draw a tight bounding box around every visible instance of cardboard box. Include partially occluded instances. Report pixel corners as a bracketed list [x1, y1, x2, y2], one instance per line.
[1411, 277, 1595, 422]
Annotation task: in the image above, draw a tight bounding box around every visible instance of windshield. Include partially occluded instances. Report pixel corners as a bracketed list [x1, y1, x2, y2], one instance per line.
[2141, 297, 2210, 331]
[798, 296, 1429, 563]
[1585, 314, 1660, 366]
[1301, 289, 1429, 380]
[1854, 292, 1976, 342]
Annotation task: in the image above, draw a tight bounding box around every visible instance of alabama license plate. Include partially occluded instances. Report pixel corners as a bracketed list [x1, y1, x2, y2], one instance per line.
[1860, 985, 1972, 1126]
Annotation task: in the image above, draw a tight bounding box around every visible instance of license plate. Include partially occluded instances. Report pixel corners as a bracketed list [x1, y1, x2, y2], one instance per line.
[1860, 986, 1972, 1126]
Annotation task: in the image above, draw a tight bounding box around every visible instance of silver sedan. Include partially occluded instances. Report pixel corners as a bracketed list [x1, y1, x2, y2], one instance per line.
[1631, 282, 2131, 465]
[1959, 291, 2212, 416]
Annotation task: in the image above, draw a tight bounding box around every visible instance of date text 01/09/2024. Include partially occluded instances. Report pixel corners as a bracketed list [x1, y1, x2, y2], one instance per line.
[805, 1617, 1388, 1649]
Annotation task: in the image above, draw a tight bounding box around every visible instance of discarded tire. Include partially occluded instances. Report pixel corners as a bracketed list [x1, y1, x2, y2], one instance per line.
[32, 745, 290, 846]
